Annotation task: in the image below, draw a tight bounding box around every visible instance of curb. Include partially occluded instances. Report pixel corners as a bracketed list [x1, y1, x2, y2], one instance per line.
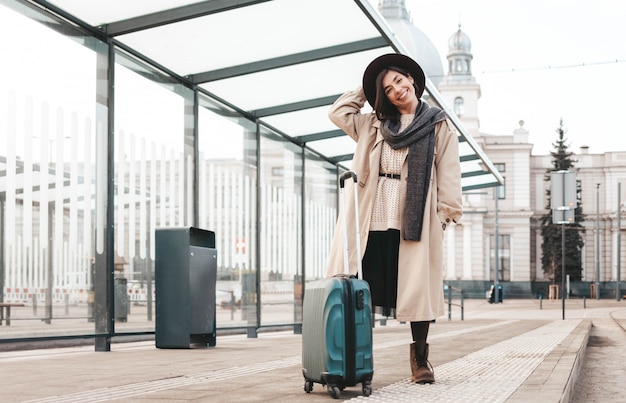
[507, 319, 591, 403]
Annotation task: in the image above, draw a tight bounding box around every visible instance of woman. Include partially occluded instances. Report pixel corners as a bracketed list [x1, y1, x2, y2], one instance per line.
[325, 53, 463, 384]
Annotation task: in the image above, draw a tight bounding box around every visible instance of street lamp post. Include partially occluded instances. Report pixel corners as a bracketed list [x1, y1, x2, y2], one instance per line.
[617, 182, 622, 301]
[494, 187, 500, 303]
[550, 171, 576, 319]
[596, 183, 601, 300]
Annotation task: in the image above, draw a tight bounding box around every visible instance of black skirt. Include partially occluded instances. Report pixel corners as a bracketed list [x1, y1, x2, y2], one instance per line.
[361, 229, 400, 317]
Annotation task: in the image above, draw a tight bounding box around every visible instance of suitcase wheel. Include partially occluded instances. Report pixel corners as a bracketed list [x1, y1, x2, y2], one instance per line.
[327, 384, 341, 399]
[362, 381, 372, 396]
[303, 380, 313, 394]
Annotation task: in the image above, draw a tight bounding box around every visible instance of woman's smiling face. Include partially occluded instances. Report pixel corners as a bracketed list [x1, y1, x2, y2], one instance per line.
[381, 70, 418, 114]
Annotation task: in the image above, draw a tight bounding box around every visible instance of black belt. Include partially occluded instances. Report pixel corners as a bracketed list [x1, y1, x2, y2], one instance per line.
[379, 172, 401, 180]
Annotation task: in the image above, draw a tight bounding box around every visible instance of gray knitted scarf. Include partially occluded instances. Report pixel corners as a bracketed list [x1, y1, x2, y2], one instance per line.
[380, 101, 447, 241]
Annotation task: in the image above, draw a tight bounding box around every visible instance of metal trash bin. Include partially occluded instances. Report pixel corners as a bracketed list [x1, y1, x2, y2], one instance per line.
[155, 227, 217, 348]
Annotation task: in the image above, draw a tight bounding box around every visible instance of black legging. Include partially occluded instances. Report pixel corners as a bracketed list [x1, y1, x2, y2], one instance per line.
[410, 321, 430, 342]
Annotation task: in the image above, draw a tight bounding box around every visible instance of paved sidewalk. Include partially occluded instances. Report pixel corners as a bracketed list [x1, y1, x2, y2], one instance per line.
[1, 298, 624, 402]
[571, 307, 626, 403]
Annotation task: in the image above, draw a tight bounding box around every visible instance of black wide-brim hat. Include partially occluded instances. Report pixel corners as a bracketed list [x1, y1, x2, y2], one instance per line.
[362, 53, 426, 108]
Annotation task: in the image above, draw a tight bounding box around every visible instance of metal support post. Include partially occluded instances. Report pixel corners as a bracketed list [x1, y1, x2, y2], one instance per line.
[617, 183, 622, 301]
[596, 183, 601, 300]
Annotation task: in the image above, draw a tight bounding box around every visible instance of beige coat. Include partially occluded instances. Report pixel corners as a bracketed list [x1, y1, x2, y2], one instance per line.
[325, 87, 463, 322]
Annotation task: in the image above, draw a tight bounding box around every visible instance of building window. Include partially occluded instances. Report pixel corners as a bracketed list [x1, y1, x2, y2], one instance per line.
[490, 234, 510, 281]
[454, 97, 464, 116]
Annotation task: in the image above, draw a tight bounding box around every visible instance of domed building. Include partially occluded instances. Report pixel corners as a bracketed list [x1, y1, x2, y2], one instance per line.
[445, 24, 474, 80]
[438, 24, 481, 137]
[378, 0, 445, 86]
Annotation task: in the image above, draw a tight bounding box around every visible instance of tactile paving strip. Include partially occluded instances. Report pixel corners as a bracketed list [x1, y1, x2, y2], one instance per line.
[346, 319, 581, 402]
[24, 356, 301, 403]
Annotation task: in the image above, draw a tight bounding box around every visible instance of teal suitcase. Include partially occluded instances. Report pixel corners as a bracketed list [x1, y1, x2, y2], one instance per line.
[302, 172, 374, 399]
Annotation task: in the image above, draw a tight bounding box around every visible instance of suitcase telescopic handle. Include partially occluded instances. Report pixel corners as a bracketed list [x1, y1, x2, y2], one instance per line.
[339, 171, 357, 189]
[338, 171, 363, 279]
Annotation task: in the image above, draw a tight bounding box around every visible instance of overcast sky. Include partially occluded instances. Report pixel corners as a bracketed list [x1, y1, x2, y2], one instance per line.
[383, 0, 626, 155]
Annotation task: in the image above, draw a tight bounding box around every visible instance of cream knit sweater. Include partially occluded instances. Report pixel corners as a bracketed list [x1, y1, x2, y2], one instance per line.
[370, 114, 413, 231]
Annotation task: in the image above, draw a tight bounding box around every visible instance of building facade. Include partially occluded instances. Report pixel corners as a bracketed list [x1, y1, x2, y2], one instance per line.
[435, 20, 626, 299]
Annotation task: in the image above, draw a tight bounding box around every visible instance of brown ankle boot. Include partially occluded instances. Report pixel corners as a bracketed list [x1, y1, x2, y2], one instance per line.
[410, 341, 435, 384]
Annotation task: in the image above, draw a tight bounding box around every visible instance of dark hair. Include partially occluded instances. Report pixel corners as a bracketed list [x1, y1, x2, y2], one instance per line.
[373, 66, 420, 121]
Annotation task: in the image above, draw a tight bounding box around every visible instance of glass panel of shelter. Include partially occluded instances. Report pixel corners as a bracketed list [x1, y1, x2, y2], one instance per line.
[258, 125, 303, 327]
[0, 4, 100, 339]
[198, 95, 258, 329]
